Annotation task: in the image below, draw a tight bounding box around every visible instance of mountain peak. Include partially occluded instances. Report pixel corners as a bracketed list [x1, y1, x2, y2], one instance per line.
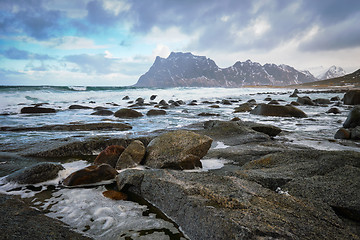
[317, 66, 346, 80]
[134, 52, 317, 87]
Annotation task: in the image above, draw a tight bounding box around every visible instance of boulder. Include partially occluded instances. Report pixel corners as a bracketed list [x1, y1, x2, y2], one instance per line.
[63, 164, 118, 187]
[314, 98, 331, 105]
[297, 96, 315, 105]
[326, 107, 341, 114]
[143, 130, 212, 170]
[331, 96, 340, 101]
[69, 105, 92, 109]
[350, 126, 360, 140]
[150, 95, 157, 100]
[289, 89, 299, 97]
[209, 105, 220, 108]
[334, 128, 351, 139]
[5, 162, 64, 185]
[234, 103, 252, 113]
[90, 109, 114, 116]
[116, 168, 357, 240]
[239, 150, 360, 191]
[158, 100, 168, 106]
[246, 123, 282, 137]
[20, 107, 56, 114]
[343, 106, 360, 128]
[116, 140, 146, 170]
[114, 108, 143, 118]
[344, 90, 360, 105]
[290, 101, 300, 106]
[221, 99, 232, 105]
[198, 120, 270, 146]
[94, 145, 125, 168]
[247, 99, 256, 105]
[198, 112, 220, 117]
[268, 100, 280, 105]
[122, 96, 130, 100]
[264, 97, 272, 101]
[283, 165, 360, 222]
[250, 104, 307, 118]
[135, 97, 144, 105]
[146, 109, 166, 116]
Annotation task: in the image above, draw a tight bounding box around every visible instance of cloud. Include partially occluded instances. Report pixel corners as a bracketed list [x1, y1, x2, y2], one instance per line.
[0, 0, 64, 40]
[47, 36, 107, 50]
[2, 47, 53, 60]
[299, 13, 360, 51]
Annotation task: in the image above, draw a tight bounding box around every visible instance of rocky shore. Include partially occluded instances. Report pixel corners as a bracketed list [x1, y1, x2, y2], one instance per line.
[0, 89, 360, 239]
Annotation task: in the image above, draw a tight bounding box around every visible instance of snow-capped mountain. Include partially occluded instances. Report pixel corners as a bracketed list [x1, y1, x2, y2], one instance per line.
[134, 52, 317, 87]
[317, 66, 346, 80]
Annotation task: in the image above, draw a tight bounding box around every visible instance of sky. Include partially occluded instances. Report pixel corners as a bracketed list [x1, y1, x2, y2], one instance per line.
[1, 0, 360, 86]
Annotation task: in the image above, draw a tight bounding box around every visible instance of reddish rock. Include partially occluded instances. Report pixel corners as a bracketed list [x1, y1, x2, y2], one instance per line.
[102, 190, 127, 200]
[94, 145, 125, 168]
[63, 164, 118, 187]
[334, 128, 351, 140]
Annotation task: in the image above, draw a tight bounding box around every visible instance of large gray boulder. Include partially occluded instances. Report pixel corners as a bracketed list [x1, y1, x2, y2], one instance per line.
[6, 162, 64, 185]
[116, 140, 146, 170]
[250, 104, 307, 118]
[116, 168, 357, 240]
[283, 165, 360, 222]
[197, 120, 270, 146]
[239, 150, 360, 190]
[344, 90, 360, 105]
[343, 106, 360, 128]
[143, 130, 212, 170]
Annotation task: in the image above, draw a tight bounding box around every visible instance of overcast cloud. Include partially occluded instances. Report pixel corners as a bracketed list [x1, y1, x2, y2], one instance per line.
[0, 0, 359, 85]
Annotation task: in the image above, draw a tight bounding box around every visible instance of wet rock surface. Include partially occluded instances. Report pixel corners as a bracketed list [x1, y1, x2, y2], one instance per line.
[0, 194, 91, 240]
[250, 104, 307, 118]
[114, 108, 143, 118]
[1, 123, 132, 132]
[63, 164, 117, 187]
[116, 140, 146, 170]
[344, 90, 360, 105]
[20, 107, 56, 114]
[117, 168, 358, 240]
[5, 162, 64, 185]
[144, 130, 212, 170]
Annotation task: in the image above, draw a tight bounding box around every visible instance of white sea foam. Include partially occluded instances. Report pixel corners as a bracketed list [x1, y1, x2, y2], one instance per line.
[41, 186, 180, 239]
[213, 141, 230, 149]
[185, 158, 230, 172]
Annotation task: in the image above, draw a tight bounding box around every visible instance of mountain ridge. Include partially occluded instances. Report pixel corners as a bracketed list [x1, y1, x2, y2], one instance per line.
[294, 68, 360, 88]
[134, 52, 317, 87]
[317, 66, 346, 80]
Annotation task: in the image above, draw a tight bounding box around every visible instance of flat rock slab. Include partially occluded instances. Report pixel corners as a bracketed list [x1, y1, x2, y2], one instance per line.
[0, 194, 91, 240]
[117, 169, 357, 240]
[1, 123, 132, 132]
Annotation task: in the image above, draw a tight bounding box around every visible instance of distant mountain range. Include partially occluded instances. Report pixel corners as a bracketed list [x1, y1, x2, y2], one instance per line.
[317, 66, 346, 80]
[134, 52, 318, 87]
[294, 68, 360, 88]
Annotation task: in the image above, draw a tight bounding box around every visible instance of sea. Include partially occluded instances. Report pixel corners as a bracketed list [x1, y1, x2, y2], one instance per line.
[0, 85, 358, 239]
